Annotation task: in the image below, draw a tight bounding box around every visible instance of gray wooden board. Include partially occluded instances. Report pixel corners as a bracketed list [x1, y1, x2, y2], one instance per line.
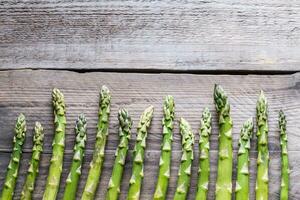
[0, 70, 299, 199]
[1, 0, 300, 71]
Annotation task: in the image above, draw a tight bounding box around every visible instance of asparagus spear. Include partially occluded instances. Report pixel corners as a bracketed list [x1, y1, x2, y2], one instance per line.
[81, 86, 111, 200]
[127, 105, 154, 200]
[235, 118, 253, 200]
[43, 88, 66, 200]
[173, 118, 194, 200]
[195, 108, 212, 200]
[21, 122, 44, 200]
[106, 109, 132, 200]
[256, 91, 269, 200]
[1, 114, 26, 200]
[63, 114, 87, 200]
[279, 110, 289, 200]
[214, 84, 233, 200]
[153, 95, 175, 200]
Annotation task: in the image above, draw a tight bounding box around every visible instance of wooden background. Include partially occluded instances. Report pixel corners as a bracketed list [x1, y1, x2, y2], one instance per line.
[1, 1, 300, 200]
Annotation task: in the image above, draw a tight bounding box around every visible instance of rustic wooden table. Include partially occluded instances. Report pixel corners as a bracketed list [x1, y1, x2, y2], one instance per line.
[0, 1, 300, 199]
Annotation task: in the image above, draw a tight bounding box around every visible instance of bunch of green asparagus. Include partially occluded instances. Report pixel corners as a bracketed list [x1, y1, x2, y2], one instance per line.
[0, 85, 290, 200]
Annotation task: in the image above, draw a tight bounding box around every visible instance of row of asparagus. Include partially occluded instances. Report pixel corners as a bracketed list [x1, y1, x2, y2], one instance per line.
[0, 85, 289, 200]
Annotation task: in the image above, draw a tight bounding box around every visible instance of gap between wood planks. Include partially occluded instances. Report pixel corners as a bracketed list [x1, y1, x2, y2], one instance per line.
[0, 67, 298, 75]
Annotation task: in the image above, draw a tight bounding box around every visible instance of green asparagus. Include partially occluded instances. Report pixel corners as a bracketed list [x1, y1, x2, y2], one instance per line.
[106, 109, 132, 200]
[173, 118, 194, 200]
[235, 118, 253, 200]
[256, 91, 269, 200]
[214, 84, 233, 200]
[153, 95, 175, 200]
[43, 88, 66, 200]
[81, 85, 111, 200]
[127, 105, 154, 200]
[195, 108, 212, 200]
[21, 122, 44, 200]
[279, 110, 289, 200]
[1, 114, 26, 200]
[63, 114, 87, 200]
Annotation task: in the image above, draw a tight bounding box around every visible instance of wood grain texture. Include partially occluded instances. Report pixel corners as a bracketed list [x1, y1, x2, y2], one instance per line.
[1, 0, 300, 71]
[0, 70, 299, 199]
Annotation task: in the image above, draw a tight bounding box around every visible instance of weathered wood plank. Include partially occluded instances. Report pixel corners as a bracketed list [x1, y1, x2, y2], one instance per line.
[0, 70, 299, 199]
[1, 0, 300, 71]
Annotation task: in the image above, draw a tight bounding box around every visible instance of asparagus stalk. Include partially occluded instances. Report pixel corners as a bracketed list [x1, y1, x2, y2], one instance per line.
[195, 108, 212, 200]
[1, 114, 26, 200]
[214, 84, 233, 200]
[235, 118, 253, 200]
[81, 86, 111, 200]
[127, 105, 154, 200]
[153, 95, 175, 200]
[43, 88, 66, 200]
[63, 114, 87, 200]
[173, 118, 194, 200]
[21, 122, 44, 200]
[256, 91, 269, 200]
[106, 109, 132, 200]
[279, 110, 289, 200]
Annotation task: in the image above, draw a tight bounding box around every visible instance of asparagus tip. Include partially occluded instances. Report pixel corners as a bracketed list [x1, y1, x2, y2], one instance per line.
[179, 118, 194, 141]
[257, 90, 268, 115]
[144, 105, 154, 116]
[78, 113, 87, 122]
[180, 117, 187, 125]
[34, 122, 44, 135]
[34, 122, 44, 145]
[100, 85, 111, 105]
[214, 84, 229, 112]
[75, 114, 87, 132]
[202, 107, 211, 120]
[17, 113, 26, 122]
[258, 90, 267, 104]
[279, 110, 286, 130]
[15, 113, 26, 137]
[52, 88, 64, 100]
[241, 118, 254, 139]
[165, 95, 174, 102]
[118, 108, 132, 128]
[101, 85, 110, 95]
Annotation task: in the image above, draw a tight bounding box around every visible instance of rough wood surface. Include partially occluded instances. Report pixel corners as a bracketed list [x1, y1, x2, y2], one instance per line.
[0, 70, 299, 199]
[1, 0, 300, 71]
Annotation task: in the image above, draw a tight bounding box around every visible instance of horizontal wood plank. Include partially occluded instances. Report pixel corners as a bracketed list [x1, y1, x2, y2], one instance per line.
[0, 70, 299, 199]
[1, 0, 300, 71]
